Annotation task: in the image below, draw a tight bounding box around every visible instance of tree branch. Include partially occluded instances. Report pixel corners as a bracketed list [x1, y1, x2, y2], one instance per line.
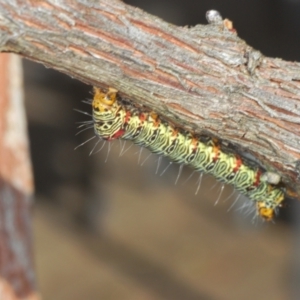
[0, 0, 299, 197]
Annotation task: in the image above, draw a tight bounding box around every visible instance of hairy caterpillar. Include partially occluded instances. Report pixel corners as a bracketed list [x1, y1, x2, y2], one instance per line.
[92, 87, 285, 221]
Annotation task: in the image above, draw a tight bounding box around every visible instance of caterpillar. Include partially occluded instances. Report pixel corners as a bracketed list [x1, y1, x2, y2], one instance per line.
[92, 87, 285, 221]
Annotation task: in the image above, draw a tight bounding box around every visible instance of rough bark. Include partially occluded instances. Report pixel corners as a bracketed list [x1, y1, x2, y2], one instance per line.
[0, 0, 299, 197]
[0, 54, 38, 299]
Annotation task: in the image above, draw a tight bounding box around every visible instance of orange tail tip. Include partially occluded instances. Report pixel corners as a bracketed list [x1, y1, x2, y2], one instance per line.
[256, 202, 274, 221]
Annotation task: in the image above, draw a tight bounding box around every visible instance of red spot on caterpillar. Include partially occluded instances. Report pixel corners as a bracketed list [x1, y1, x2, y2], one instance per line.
[254, 169, 262, 187]
[212, 144, 220, 162]
[172, 129, 179, 137]
[111, 129, 125, 140]
[150, 112, 160, 127]
[125, 111, 131, 124]
[191, 138, 198, 151]
[233, 157, 242, 173]
[139, 113, 146, 122]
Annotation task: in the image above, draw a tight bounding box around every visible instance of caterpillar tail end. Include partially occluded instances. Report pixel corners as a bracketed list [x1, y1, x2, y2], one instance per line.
[256, 202, 274, 221]
[257, 192, 284, 221]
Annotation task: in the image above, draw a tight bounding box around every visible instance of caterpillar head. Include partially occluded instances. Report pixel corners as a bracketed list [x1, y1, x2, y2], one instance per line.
[92, 87, 125, 140]
[93, 87, 118, 112]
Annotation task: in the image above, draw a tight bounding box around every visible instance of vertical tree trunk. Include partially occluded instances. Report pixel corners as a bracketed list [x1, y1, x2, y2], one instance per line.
[0, 54, 39, 299]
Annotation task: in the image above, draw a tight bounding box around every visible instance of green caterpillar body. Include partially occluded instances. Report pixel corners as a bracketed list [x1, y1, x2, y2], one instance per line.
[92, 87, 285, 221]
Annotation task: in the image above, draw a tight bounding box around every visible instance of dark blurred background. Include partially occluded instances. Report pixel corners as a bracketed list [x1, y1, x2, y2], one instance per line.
[24, 1, 300, 299]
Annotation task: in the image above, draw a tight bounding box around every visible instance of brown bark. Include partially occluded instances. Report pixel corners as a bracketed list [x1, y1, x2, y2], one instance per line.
[0, 54, 38, 299]
[0, 0, 299, 197]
